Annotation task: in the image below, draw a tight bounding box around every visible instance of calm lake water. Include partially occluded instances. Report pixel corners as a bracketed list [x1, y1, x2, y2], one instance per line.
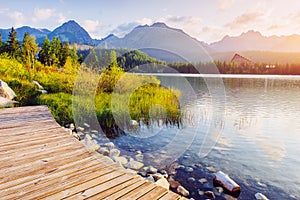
[108, 74, 300, 199]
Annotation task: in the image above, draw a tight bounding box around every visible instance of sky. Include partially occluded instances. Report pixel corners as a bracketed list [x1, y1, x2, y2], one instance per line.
[1, 0, 300, 44]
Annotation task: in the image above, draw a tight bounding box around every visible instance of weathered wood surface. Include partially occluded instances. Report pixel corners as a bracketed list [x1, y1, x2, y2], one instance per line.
[0, 106, 186, 200]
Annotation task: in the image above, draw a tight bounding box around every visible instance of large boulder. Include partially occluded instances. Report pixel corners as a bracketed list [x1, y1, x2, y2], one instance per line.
[0, 80, 16, 100]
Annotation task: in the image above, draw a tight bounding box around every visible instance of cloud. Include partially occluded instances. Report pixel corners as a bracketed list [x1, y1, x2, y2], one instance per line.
[82, 19, 101, 34]
[157, 15, 203, 39]
[8, 11, 25, 27]
[217, 0, 235, 11]
[58, 13, 66, 24]
[225, 11, 265, 29]
[33, 8, 56, 22]
[111, 22, 140, 37]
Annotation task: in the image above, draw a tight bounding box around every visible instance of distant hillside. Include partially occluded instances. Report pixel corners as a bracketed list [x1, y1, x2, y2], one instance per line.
[0, 26, 50, 42]
[210, 30, 300, 52]
[48, 20, 94, 45]
[98, 22, 211, 63]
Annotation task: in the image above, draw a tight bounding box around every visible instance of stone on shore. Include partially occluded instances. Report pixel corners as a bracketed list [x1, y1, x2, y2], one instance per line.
[177, 185, 190, 197]
[0, 97, 18, 107]
[125, 159, 144, 170]
[109, 149, 120, 158]
[0, 79, 16, 100]
[155, 178, 170, 189]
[103, 142, 115, 150]
[113, 156, 128, 165]
[198, 178, 208, 184]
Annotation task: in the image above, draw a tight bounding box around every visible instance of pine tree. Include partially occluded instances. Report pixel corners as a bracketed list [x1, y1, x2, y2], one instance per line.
[22, 32, 38, 69]
[6, 27, 20, 59]
[38, 36, 51, 66]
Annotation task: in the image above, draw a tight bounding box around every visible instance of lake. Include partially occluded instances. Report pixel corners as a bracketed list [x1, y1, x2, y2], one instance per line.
[104, 74, 300, 199]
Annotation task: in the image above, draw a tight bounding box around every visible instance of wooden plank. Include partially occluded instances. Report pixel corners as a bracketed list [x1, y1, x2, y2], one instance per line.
[138, 186, 168, 200]
[0, 139, 83, 169]
[159, 191, 181, 200]
[0, 105, 49, 115]
[0, 122, 60, 135]
[87, 176, 143, 200]
[0, 128, 70, 148]
[117, 181, 156, 200]
[46, 171, 132, 199]
[0, 147, 89, 184]
[103, 179, 148, 200]
[17, 165, 115, 200]
[0, 133, 70, 151]
[0, 106, 187, 200]
[0, 112, 53, 123]
[0, 156, 98, 190]
[0, 119, 59, 132]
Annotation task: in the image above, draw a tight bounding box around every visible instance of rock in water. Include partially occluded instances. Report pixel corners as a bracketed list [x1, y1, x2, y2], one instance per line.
[113, 156, 128, 165]
[155, 178, 170, 189]
[0, 80, 16, 100]
[255, 193, 269, 200]
[109, 149, 120, 158]
[205, 191, 216, 199]
[125, 159, 144, 170]
[213, 171, 240, 192]
[103, 142, 115, 150]
[177, 185, 190, 197]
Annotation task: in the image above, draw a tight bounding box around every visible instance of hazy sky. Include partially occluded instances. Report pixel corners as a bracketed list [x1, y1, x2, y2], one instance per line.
[0, 0, 300, 43]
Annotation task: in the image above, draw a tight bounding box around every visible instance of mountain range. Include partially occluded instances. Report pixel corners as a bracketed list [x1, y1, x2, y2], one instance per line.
[1, 20, 300, 62]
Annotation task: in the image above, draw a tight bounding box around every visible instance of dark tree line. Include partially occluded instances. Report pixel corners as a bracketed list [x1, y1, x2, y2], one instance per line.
[0, 27, 79, 68]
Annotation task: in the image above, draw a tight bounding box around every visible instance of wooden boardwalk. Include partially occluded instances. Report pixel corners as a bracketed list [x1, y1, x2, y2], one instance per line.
[0, 106, 187, 200]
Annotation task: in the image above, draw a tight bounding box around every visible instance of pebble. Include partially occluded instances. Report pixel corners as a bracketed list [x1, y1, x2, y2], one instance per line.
[198, 190, 204, 195]
[187, 177, 196, 182]
[90, 130, 98, 134]
[134, 154, 144, 162]
[83, 123, 90, 128]
[152, 173, 164, 181]
[112, 156, 128, 165]
[103, 142, 115, 150]
[198, 178, 208, 184]
[148, 166, 158, 174]
[109, 149, 120, 158]
[255, 193, 269, 200]
[77, 126, 84, 132]
[204, 191, 216, 199]
[97, 147, 109, 156]
[125, 160, 144, 170]
[195, 163, 202, 168]
[155, 178, 170, 189]
[206, 166, 217, 173]
[177, 185, 190, 197]
[185, 167, 194, 172]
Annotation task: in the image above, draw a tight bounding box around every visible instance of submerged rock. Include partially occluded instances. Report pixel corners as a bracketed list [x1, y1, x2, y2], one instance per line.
[185, 167, 194, 172]
[198, 178, 208, 184]
[255, 193, 269, 200]
[204, 191, 216, 199]
[177, 185, 190, 197]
